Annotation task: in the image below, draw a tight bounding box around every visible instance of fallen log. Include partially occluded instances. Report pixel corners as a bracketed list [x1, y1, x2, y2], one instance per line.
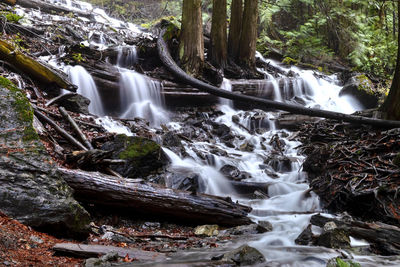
[0, 39, 75, 91]
[311, 214, 400, 255]
[59, 167, 252, 226]
[157, 29, 400, 128]
[53, 243, 166, 261]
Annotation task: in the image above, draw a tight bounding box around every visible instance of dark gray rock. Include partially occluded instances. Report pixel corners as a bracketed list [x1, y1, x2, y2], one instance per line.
[219, 165, 251, 181]
[222, 222, 272, 236]
[315, 228, 351, 249]
[295, 224, 314, 245]
[162, 131, 182, 148]
[0, 83, 90, 237]
[101, 134, 168, 178]
[59, 94, 90, 114]
[339, 74, 378, 109]
[265, 155, 293, 172]
[222, 245, 266, 266]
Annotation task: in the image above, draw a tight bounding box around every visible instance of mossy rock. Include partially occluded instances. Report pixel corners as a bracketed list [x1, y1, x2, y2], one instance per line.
[102, 134, 168, 178]
[339, 74, 379, 109]
[0, 77, 90, 237]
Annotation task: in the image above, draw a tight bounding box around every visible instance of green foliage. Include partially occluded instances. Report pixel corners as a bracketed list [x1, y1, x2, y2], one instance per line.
[0, 11, 23, 23]
[335, 258, 361, 267]
[258, 0, 397, 78]
[72, 53, 85, 62]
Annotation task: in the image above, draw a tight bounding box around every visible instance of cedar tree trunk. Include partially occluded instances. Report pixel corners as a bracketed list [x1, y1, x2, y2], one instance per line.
[228, 0, 242, 62]
[179, 0, 204, 76]
[210, 0, 227, 68]
[238, 0, 258, 68]
[381, 0, 400, 120]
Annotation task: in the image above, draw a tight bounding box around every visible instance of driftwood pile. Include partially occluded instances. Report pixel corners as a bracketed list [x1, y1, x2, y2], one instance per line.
[299, 120, 400, 225]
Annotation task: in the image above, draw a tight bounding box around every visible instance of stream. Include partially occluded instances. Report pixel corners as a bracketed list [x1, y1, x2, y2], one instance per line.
[14, 0, 400, 266]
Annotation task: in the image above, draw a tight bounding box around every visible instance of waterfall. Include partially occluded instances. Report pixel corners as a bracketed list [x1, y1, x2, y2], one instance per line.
[219, 78, 233, 107]
[66, 65, 104, 116]
[118, 69, 169, 126]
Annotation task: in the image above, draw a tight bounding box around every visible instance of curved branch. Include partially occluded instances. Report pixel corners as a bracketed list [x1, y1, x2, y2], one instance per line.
[157, 30, 400, 128]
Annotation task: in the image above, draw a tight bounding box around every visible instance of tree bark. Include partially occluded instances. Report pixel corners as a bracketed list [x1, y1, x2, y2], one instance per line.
[157, 30, 400, 128]
[210, 0, 227, 69]
[238, 0, 258, 68]
[179, 0, 204, 76]
[380, 0, 400, 120]
[59, 168, 252, 226]
[228, 0, 243, 62]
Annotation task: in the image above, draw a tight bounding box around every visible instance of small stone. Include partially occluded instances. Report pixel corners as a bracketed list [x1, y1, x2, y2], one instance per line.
[323, 221, 337, 232]
[29, 235, 44, 244]
[101, 232, 114, 240]
[194, 225, 219, 236]
[100, 252, 119, 262]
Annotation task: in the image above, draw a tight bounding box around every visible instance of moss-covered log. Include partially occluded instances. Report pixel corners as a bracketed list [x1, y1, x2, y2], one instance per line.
[0, 40, 75, 91]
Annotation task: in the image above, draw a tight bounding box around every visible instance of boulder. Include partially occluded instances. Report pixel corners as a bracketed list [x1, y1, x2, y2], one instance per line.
[222, 245, 266, 266]
[339, 74, 378, 109]
[0, 79, 90, 237]
[102, 134, 168, 178]
[58, 94, 90, 114]
[315, 228, 351, 249]
[264, 155, 293, 172]
[222, 222, 272, 236]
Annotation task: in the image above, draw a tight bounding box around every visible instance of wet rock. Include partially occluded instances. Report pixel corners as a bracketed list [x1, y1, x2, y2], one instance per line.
[295, 224, 314, 245]
[211, 122, 231, 138]
[0, 83, 90, 237]
[85, 252, 118, 267]
[315, 228, 351, 249]
[101, 134, 168, 178]
[264, 155, 293, 172]
[223, 222, 272, 236]
[162, 131, 182, 148]
[59, 94, 90, 114]
[339, 74, 378, 109]
[219, 165, 251, 181]
[257, 221, 273, 232]
[239, 141, 255, 152]
[221, 245, 266, 266]
[166, 173, 200, 193]
[194, 225, 219, 236]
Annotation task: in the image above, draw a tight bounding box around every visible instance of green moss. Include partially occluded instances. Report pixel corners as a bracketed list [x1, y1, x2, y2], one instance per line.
[0, 76, 39, 142]
[282, 57, 298, 65]
[355, 74, 374, 95]
[119, 136, 160, 160]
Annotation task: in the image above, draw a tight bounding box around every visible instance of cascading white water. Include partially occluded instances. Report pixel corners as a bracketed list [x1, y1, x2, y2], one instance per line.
[219, 78, 233, 107]
[118, 69, 169, 126]
[66, 65, 105, 116]
[116, 45, 138, 68]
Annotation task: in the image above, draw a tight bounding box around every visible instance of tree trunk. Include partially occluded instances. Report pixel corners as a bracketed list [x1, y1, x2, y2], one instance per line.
[59, 168, 252, 226]
[179, 0, 204, 76]
[157, 30, 400, 128]
[380, 0, 400, 120]
[238, 0, 258, 68]
[210, 0, 227, 69]
[228, 0, 243, 62]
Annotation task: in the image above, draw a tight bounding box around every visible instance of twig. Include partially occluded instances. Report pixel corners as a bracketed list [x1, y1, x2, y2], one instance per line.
[59, 106, 94, 150]
[46, 92, 77, 107]
[33, 108, 87, 151]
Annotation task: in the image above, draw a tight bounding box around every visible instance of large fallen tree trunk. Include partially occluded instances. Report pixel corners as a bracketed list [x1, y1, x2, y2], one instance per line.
[59, 168, 252, 226]
[157, 30, 400, 128]
[0, 40, 75, 91]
